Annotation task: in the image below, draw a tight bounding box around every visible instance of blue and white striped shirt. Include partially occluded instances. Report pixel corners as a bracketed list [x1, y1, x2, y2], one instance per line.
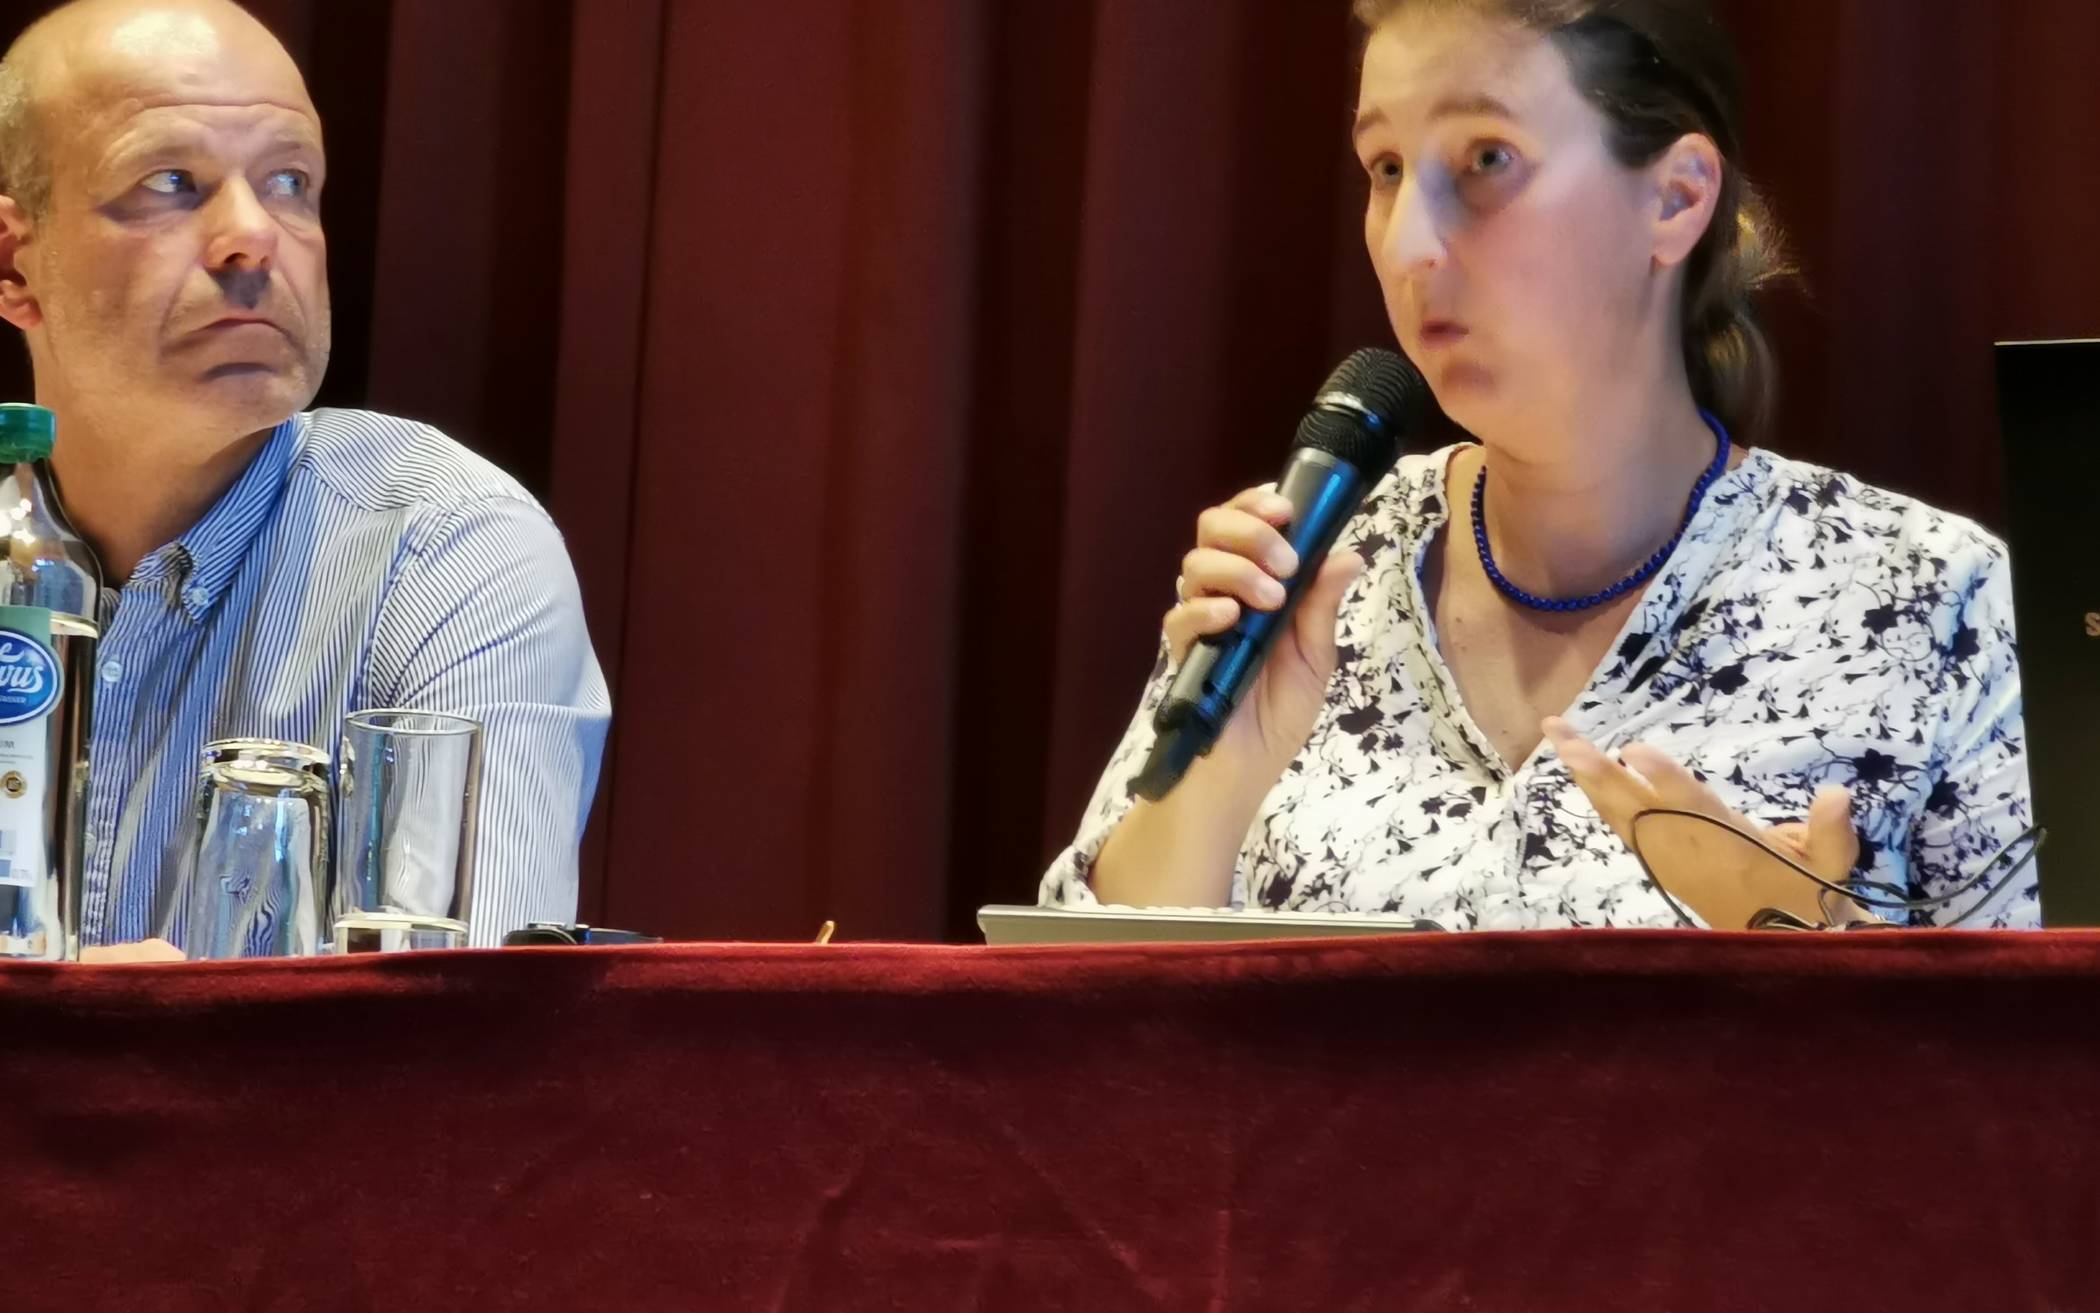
[78, 408, 610, 948]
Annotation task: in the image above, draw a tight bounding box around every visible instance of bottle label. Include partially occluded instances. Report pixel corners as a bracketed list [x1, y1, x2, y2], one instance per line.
[0, 607, 57, 890]
[0, 613, 62, 725]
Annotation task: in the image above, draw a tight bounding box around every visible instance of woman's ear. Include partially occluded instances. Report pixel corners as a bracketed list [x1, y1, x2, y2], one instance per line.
[0, 196, 44, 332]
[1651, 133, 1723, 270]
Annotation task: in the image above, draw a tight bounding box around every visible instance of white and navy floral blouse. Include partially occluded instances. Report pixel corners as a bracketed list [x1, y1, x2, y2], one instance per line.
[1041, 444, 2040, 930]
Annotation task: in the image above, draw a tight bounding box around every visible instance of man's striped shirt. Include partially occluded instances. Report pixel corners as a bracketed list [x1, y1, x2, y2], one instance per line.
[79, 408, 610, 948]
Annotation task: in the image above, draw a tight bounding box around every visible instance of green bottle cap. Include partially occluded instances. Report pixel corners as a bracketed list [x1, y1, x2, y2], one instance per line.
[0, 404, 54, 461]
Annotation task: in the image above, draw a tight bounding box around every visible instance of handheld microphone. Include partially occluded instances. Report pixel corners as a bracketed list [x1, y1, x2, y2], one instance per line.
[1133, 348, 1430, 802]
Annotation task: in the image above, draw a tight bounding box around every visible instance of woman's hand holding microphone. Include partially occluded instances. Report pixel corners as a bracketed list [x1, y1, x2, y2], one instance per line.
[1090, 486, 1364, 908]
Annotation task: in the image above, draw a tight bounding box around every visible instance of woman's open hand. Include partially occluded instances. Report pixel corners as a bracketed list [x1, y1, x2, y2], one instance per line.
[1542, 718, 1868, 929]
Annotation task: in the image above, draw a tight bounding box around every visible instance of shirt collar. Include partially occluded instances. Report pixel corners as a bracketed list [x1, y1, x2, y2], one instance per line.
[156, 415, 307, 621]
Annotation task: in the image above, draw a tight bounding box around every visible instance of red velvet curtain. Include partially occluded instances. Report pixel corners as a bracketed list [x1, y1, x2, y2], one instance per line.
[1, 0, 2095, 942]
[566, 1, 1400, 942]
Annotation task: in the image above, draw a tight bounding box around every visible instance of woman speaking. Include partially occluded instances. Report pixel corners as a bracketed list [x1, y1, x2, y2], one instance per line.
[1041, 0, 2037, 930]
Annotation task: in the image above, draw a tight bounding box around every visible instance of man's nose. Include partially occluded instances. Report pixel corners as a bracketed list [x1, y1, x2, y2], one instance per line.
[203, 177, 280, 280]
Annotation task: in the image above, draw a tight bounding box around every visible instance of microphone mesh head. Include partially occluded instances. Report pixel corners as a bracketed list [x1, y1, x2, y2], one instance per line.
[1293, 347, 1432, 477]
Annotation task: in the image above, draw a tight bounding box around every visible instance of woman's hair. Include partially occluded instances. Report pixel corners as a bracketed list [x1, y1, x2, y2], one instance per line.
[1353, 0, 1793, 441]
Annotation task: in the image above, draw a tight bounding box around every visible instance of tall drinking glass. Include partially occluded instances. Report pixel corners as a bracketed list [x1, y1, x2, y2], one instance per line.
[333, 709, 481, 952]
[161, 738, 332, 959]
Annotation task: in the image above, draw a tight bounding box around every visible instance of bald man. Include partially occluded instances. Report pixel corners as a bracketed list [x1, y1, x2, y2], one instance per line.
[0, 0, 609, 958]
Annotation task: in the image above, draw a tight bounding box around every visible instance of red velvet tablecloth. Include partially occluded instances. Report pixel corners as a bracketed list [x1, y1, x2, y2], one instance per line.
[4, 931, 2098, 1311]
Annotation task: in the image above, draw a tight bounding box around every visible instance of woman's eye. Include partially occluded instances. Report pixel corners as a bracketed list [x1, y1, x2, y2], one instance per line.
[1466, 145, 1515, 175]
[140, 170, 194, 196]
[1367, 157, 1404, 189]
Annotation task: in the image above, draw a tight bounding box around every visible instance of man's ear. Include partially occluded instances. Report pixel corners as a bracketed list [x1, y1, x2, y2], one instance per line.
[1650, 133, 1723, 271]
[0, 196, 42, 332]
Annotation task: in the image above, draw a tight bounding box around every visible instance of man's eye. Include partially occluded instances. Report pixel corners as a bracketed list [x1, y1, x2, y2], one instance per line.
[140, 170, 194, 196]
[262, 169, 310, 200]
[1367, 157, 1404, 189]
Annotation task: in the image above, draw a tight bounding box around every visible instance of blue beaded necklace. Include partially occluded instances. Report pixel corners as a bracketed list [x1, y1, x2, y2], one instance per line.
[1472, 410, 1732, 614]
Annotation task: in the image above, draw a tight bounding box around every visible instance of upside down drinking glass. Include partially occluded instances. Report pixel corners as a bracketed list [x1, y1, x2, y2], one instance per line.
[160, 738, 333, 959]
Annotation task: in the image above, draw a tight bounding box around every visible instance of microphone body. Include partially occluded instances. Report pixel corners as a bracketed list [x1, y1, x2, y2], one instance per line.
[1134, 350, 1425, 802]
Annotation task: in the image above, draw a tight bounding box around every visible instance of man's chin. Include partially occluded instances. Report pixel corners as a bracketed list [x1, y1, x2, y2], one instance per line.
[199, 355, 303, 383]
[187, 363, 320, 433]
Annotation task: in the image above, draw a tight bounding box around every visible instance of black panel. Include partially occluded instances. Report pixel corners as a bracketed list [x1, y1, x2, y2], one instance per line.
[1997, 340, 2100, 925]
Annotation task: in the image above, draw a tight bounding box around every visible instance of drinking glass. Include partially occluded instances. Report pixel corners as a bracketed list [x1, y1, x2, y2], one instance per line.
[161, 738, 332, 959]
[332, 709, 482, 952]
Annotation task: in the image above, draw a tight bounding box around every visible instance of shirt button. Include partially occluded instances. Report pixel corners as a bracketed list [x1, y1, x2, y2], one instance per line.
[183, 587, 209, 610]
[99, 660, 123, 684]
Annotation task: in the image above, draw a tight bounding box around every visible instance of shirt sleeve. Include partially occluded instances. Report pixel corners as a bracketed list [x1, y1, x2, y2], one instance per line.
[369, 495, 612, 944]
[1036, 641, 1255, 911]
[1037, 473, 1414, 913]
[1040, 643, 1164, 908]
[1906, 546, 2040, 928]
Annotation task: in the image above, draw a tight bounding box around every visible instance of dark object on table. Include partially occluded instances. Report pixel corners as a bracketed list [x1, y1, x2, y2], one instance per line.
[503, 922, 662, 947]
